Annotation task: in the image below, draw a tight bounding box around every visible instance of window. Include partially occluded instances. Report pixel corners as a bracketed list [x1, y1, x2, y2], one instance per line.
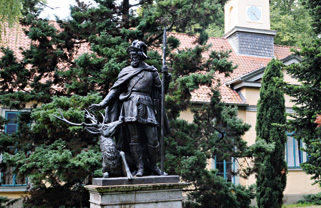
[1, 166, 28, 187]
[5, 112, 19, 135]
[1, 110, 29, 187]
[212, 156, 239, 184]
[286, 134, 308, 169]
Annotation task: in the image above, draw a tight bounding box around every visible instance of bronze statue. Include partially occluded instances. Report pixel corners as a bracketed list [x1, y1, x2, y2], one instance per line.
[54, 40, 170, 179]
[89, 40, 171, 177]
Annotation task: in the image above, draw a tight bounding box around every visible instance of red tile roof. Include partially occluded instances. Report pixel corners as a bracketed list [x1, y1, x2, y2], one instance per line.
[170, 33, 294, 104]
[0, 25, 31, 60]
[1, 26, 294, 105]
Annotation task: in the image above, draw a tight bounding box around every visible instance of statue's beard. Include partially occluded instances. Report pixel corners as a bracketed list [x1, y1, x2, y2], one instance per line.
[131, 60, 140, 67]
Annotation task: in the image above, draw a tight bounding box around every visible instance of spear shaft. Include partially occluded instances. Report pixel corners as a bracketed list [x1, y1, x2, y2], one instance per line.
[161, 27, 167, 175]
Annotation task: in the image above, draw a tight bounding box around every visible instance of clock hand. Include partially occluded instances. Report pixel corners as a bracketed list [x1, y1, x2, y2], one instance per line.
[250, 10, 259, 20]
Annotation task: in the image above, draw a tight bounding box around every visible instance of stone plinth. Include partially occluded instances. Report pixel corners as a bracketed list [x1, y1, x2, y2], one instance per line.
[85, 175, 187, 208]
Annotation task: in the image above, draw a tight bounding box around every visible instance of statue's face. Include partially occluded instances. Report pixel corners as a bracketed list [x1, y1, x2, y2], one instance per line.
[130, 51, 142, 68]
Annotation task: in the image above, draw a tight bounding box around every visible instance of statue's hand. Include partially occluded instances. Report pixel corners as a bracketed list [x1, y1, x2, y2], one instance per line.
[89, 104, 103, 112]
[161, 65, 168, 74]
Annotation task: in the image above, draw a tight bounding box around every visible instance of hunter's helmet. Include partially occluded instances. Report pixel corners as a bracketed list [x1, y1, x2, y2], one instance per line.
[127, 40, 150, 60]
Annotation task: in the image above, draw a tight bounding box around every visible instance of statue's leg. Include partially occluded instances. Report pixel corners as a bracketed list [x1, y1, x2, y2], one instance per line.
[145, 125, 162, 175]
[128, 123, 144, 177]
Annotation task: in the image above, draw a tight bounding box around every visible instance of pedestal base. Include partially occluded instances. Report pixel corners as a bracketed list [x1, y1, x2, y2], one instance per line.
[85, 175, 187, 208]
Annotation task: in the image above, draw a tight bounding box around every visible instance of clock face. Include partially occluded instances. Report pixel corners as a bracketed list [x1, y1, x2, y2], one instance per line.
[247, 5, 262, 22]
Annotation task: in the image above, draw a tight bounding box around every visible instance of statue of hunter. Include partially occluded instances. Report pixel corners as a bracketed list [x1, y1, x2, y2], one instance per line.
[89, 40, 171, 177]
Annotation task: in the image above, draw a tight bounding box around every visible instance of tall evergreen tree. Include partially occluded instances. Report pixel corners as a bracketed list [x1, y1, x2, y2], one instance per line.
[167, 87, 255, 208]
[0, 0, 258, 207]
[255, 59, 287, 208]
[281, 0, 321, 186]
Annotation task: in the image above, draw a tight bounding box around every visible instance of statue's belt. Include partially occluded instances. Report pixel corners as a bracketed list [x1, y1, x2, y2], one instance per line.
[121, 92, 154, 108]
[131, 91, 150, 96]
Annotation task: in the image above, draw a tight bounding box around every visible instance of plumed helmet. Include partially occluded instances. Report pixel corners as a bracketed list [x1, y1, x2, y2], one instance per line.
[127, 40, 150, 60]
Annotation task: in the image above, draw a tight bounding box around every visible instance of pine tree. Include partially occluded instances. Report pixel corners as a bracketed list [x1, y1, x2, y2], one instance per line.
[0, 0, 257, 207]
[169, 88, 255, 208]
[281, 0, 321, 186]
[255, 59, 287, 208]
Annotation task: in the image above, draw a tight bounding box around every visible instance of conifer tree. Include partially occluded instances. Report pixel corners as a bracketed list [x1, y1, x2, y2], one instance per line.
[255, 59, 287, 208]
[171, 88, 255, 208]
[281, 0, 321, 186]
[0, 0, 258, 207]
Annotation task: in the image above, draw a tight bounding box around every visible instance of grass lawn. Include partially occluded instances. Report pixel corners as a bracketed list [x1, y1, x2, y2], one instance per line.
[282, 204, 321, 208]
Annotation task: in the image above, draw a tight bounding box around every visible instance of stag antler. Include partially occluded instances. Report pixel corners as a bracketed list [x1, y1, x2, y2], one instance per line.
[84, 109, 99, 125]
[99, 112, 106, 124]
[53, 110, 98, 127]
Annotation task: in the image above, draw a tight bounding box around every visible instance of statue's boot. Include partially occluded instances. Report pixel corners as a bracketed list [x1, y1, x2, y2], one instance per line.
[130, 143, 144, 177]
[148, 143, 162, 175]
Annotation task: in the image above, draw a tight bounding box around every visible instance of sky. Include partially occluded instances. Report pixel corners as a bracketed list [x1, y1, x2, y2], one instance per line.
[39, 0, 138, 20]
[39, 0, 96, 20]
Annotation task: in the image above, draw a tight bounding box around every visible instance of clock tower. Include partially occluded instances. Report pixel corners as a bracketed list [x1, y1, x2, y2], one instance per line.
[224, 0, 276, 58]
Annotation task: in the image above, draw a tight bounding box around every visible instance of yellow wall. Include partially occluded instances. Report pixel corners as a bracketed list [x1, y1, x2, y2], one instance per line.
[240, 88, 259, 106]
[179, 108, 194, 123]
[0, 192, 28, 199]
[240, 87, 294, 109]
[283, 69, 299, 108]
[283, 69, 299, 85]
[285, 170, 320, 195]
[239, 70, 299, 109]
[240, 109, 256, 146]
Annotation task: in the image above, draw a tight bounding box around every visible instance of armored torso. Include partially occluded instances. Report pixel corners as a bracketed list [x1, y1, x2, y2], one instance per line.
[127, 70, 156, 95]
[118, 65, 162, 125]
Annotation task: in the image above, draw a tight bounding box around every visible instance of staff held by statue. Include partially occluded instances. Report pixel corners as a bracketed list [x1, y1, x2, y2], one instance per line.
[161, 27, 167, 175]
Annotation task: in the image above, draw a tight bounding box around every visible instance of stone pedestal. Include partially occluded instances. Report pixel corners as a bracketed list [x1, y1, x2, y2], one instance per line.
[85, 175, 187, 208]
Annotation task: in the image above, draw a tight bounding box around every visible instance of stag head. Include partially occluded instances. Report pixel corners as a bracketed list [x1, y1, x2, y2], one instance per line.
[52, 109, 123, 136]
